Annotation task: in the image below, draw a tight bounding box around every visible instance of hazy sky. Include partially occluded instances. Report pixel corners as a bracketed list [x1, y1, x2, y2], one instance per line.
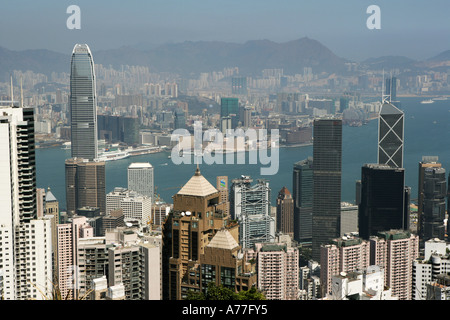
[1, 0, 450, 61]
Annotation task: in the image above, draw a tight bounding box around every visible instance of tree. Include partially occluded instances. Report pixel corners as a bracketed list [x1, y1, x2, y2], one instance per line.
[186, 282, 265, 300]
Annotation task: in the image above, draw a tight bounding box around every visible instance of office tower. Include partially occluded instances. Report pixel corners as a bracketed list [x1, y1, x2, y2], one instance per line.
[378, 102, 404, 168]
[65, 158, 106, 216]
[385, 76, 398, 102]
[312, 119, 342, 261]
[106, 188, 152, 225]
[230, 176, 274, 249]
[422, 167, 447, 242]
[197, 229, 257, 295]
[370, 230, 419, 300]
[162, 166, 236, 300]
[320, 235, 370, 297]
[173, 107, 186, 130]
[418, 157, 444, 241]
[221, 97, 239, 128]
[292, 157, 313, 243]
[358, 164, 409, 240]
[276, 187, 294, 238]
[70, 44, 98, 160]
[0, 106, 53, 300]
[128, 162, 154, 201]
[250, 242, 299, 300]
[216, 176, 229, 216]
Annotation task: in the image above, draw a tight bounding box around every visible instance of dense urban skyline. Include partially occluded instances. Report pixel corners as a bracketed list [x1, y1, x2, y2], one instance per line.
[0, 0, 449, 306]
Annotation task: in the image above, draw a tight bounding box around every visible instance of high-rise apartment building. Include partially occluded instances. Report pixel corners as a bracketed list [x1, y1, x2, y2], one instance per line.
[250, 242, 299, 300]
[276, 187, 294, 238]
[369, 230, 419, 300]
[128, 162, 154, 201]
[320, 235, 370, 297]
[358, 164, 409, 240]
[312, 119, 342, 261]
[378, 102, 404, 168]
[292, 157, 313, 243]
[0, 106, 53, 300]
[70, 44, 98, 161]
[230, 176, 274, 249]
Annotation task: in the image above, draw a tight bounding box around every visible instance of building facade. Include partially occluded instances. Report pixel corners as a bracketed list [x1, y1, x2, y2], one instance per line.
[312, 119, 342, 261]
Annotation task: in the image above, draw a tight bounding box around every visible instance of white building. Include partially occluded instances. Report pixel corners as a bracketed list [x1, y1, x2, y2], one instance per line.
[329, 266, 397, 300]
[413, 238, 450, 300]
[0, 106, 53, 300]
[128, 162, 154, 202]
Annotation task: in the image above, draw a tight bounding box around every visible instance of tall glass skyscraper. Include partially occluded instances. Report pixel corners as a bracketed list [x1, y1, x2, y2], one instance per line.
[378, 102, 404, 168]
[312, 119, 342, 262]
[292, 157, 313, 243]
[70, 44, 98, 161]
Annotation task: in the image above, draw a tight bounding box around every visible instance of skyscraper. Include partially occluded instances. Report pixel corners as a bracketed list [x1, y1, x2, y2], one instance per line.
[418, 156, 443, 243]
[276, 187, 294, 238]
[378, 102, 404, 168]
[358, 164, 409, 240]
[162, 167, 235, 300]
[70, 44, 98, 160]
[230, 176, 274, 249]
[292, 157, 313, 243]
[128, 162, 154, 201]
[422, 167, 447, 242]
[65, 158, 106, 216]
[0, 106, 53, 300]
[312, 119, 342, 261]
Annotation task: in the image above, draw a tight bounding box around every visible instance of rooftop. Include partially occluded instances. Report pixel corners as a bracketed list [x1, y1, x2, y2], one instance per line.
[177, 166, 218, 197]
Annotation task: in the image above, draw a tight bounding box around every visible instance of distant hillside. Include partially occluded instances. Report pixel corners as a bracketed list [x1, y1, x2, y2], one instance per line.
[361, 55, 417, 70]
[0, 37, 348, 77]
[0, 47, 69, 78]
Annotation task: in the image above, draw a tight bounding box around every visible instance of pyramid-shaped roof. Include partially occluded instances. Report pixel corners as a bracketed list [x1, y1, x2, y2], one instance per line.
[45, 187, 57, 202]
[207, 229, 240, 250]
[177, 166, 218, 197]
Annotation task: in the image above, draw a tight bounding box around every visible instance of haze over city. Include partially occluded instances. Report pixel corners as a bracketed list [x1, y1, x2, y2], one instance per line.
[1, 0, 450, 61]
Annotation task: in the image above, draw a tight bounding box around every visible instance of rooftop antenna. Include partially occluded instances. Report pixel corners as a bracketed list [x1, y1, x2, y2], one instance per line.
[10, 76, 14, 107]
[20, 77, 23, 107]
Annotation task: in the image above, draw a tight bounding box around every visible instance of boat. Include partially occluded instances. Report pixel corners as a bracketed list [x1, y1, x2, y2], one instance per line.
[97, 150, 130, 161]
[420, 99, 435, 104]
[432, 96, 448, 101]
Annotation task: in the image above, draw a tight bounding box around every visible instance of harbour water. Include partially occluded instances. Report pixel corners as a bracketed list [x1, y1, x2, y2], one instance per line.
[36, 97, 450, 210]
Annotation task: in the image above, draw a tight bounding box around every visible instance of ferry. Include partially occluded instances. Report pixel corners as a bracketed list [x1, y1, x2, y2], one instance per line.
[97, 150, 130, 161]
[420, 99, 435, 104]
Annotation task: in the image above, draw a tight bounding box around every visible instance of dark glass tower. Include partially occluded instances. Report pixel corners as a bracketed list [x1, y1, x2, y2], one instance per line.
[422, 167, 447, 242]
[378, 102, 404, 168]
[292, 157, 313, 243]
[358, 164, 409, 240]
[312, 119, 342, 261]
[70, 44, 98, 161]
